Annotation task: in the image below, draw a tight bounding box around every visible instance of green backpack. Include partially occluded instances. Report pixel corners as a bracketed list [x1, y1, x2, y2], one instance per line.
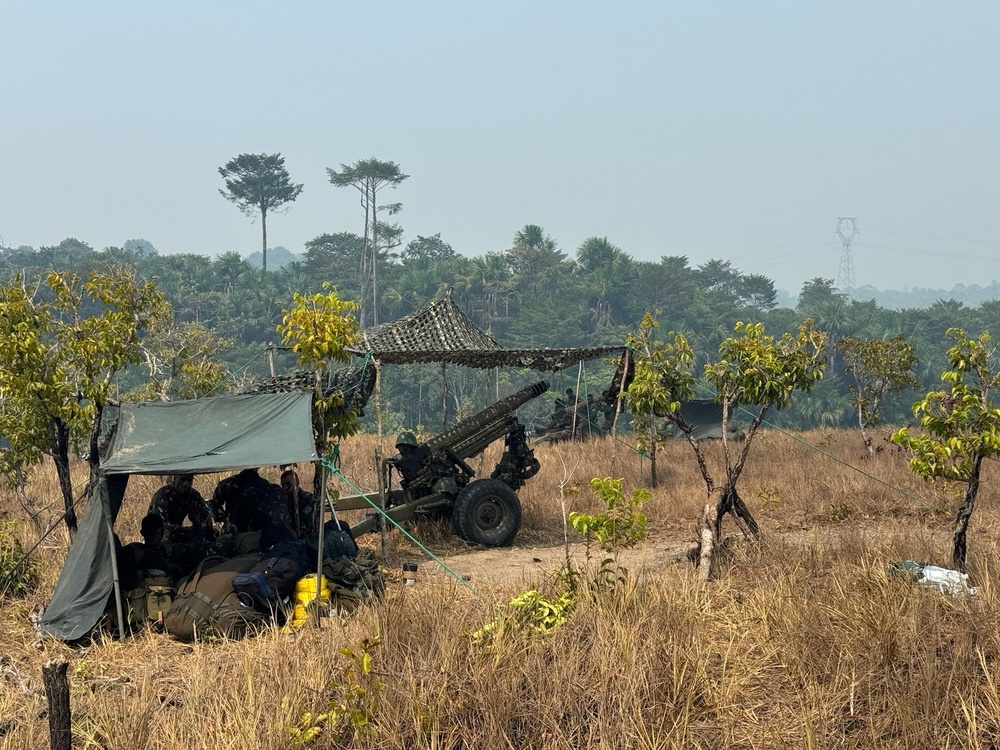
[125, 572, 175, 627]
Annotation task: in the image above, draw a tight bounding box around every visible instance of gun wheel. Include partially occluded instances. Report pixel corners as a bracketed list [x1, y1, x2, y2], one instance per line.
[452, 479, 522, 547]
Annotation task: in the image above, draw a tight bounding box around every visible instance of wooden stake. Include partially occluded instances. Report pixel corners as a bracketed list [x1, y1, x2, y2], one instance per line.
[42, 658, 71, 750]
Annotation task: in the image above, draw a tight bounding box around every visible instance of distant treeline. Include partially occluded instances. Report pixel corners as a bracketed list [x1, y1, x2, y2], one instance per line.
[2, 233, 997, 432]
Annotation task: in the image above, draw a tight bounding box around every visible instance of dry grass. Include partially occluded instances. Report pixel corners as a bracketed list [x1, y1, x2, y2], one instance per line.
[2, 428, 1000, 748]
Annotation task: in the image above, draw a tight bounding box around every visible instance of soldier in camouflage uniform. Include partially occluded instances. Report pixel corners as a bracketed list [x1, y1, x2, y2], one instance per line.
[147, 474, 215, 544]
[211, 468, 291, 535]
[146, 474, 215, 573]
[281, 468, 317, 539]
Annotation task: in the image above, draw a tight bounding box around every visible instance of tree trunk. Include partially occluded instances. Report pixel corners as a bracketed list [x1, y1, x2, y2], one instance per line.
[42, 658, 72, 750]
[359, 186, 371, 330]
[694, 485, 760, 580]
[648, 426, 658, 488]
[371, 183, 379, 327]
[696, 489, 724, 581]
[953, 453, 984, 570]
[261, 207, 268, 272]
[52, 418, 77, 538]
[87, 403, 104, 485]
[858, 403, 874, 458]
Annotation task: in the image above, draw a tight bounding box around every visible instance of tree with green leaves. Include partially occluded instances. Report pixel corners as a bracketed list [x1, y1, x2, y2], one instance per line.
[276, 284, 362, 457]
[401, 233, 456, 263]
[627, 313, 827, 578]
[797, 277, 845, 312]
[892, 329, 1000, 570]
[837, 334, 919, 456]
[219, 153, 303, 272]
[0, 268, 170, 536]
[326, 158, 408, 327]
[624, 313, 694, 489]
[507, 225, 566, 292]
[134, 321, 230, 402]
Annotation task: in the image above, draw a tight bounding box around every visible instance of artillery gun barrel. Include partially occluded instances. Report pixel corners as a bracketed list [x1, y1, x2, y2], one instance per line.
[448, 415, 518, 461]
[424, 380, 549, 460]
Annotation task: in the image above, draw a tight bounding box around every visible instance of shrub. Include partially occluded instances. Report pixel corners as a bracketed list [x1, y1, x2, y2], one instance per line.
[0, 521, 38, 599]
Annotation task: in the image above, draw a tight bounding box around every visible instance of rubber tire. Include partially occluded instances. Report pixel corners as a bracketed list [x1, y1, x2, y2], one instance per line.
[451, 479, 522, 547]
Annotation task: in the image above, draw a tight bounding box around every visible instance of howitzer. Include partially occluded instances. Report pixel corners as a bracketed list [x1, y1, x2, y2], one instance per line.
[337, 380, 549, 547]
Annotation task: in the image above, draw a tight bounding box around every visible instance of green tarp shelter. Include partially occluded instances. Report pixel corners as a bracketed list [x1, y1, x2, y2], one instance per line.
[40, 390, 318, 641]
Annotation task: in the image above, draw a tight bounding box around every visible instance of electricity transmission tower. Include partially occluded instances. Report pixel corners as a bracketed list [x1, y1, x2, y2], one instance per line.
[836, 218, 859, 299]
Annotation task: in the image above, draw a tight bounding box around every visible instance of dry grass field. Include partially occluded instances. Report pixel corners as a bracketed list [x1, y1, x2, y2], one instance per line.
[2, 427, 1000, 749]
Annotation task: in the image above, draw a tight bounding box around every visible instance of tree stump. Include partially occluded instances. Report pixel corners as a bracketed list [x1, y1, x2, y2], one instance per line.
[42, 658, 71, 750]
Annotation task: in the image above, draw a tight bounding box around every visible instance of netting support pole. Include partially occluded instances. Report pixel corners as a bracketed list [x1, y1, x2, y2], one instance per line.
[571, 361, 583, 439]
[610, 349, 629, 471]
[374, 358, 388, 555]
[441, 363, 448, 430]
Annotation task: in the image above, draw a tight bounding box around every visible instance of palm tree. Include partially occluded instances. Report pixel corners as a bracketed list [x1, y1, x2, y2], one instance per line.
[213, 251, 248, 294]
[507, 224, 566, 288]
[574, 237, 634, 331]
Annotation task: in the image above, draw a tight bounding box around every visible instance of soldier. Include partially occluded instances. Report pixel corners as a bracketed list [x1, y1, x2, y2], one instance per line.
[386, 431, 430, 491]
[118, 514, 181, 589]
[147, 474, 215, 545]
[280, 468, 317, 538]
[211, 468, 291, 535]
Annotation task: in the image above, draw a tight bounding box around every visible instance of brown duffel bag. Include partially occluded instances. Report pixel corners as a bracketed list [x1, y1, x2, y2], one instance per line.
[163, 555, 267, 642]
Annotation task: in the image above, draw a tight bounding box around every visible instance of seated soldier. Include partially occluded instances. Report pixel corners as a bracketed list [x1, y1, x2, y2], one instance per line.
[148, 474, 215, 544]
[212, 468, 292, 535]
[119, 514, 182, 588]
[281, 468, 317, 539]
[385, 431, 430, 492]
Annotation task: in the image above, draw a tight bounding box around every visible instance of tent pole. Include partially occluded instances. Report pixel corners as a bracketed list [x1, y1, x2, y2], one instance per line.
[102, 481, 124, 636]
[571, 362, 583, 440]
[315, 462, 327, 627]
[610, 349, 629, 471]
[611, 350, 630, 436]
[441, 363, 448, 430]
[267, 343, 276, 378]
[375, 358, 387, 555]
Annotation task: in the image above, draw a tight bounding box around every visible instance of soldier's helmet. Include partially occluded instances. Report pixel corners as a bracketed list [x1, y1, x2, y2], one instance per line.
[396, 431, 418, 448]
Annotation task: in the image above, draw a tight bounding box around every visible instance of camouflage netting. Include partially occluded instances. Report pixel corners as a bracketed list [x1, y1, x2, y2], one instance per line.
[348, 296, 624, 371]
[241, 364, 376, 416]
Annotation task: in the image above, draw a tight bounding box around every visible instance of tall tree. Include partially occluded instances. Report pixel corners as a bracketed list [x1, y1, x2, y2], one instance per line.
[219, 153, 303, 272]
[326, 158, 408, 327]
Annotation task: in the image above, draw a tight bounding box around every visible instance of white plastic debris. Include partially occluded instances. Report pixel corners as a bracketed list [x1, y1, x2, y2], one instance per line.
[885, 560, 981, 596]
[916, 565, 980, 596]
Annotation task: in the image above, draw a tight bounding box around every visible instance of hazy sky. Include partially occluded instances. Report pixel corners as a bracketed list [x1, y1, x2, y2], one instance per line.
[2, 2, 999, 295]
